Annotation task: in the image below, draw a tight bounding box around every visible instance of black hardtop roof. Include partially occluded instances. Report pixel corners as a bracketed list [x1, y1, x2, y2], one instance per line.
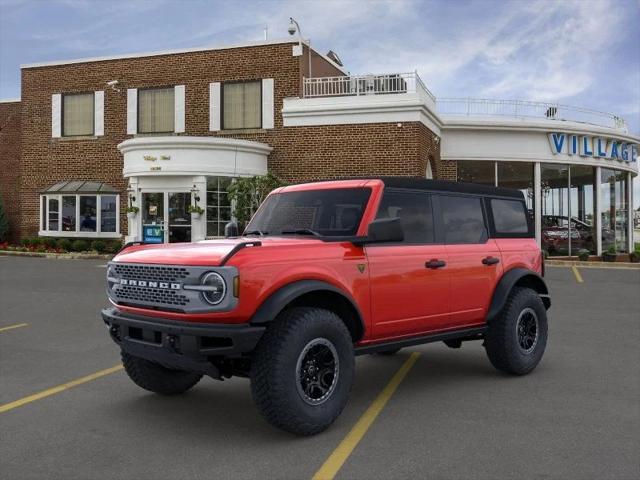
[326, 176, 525, 199]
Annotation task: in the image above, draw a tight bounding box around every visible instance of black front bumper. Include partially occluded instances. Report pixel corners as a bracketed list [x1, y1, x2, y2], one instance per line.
[102, 307, 265, 378]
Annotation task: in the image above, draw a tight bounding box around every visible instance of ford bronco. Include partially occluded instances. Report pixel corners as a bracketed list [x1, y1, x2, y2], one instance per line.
[102, 178, 550, 435]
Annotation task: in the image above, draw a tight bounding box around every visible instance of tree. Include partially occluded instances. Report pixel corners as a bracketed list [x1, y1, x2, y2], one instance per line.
[0, 194, 9, 242]
[227, 173, 287, 227]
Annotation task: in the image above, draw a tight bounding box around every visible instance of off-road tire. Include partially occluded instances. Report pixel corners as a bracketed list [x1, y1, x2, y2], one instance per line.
[250, 307, 355, 436]
[484, 287, 548, 375]
[121, 351, 202, 395]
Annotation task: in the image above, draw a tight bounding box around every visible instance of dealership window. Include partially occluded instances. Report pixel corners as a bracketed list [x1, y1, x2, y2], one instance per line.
[39, 181, 120, 238]
[206, 177, 233, 237]
[63, 92, 94, 136]
[138, 87, 175, 133]
[601, 169, 628, 253]
[223, 81, 261, 129]
[570, 165, 596, 254]
[456, 160, 495, 186]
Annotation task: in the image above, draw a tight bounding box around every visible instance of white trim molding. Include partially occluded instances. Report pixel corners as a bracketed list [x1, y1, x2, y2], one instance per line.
[51, 93, 62, 138]
[94, 90, 104, 136]
[262, 78, 275, 129]
[127, 88, 137, 135]
[174, 85, 186, 133]
[209, 82, 221, 131]
[118, 136, 271, 178]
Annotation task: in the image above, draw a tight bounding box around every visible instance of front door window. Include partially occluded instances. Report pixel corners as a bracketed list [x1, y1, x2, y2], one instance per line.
[168, 192, 191, 243]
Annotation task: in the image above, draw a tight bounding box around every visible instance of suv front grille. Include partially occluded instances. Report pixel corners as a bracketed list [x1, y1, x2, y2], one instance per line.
[116, 284, 189, 307]
[113, 264, 189, 283]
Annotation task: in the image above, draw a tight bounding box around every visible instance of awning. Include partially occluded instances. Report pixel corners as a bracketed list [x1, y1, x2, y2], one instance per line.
[41, 180, 119, 194]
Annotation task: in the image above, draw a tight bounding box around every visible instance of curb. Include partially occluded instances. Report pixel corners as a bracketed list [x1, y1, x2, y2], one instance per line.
[0, 250, 113, 260]
[546, 260, 640, 270]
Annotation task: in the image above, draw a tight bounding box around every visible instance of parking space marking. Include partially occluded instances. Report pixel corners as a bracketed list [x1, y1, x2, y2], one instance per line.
[312, 352, 421, 480]
[0, 323, 28, 333]
[571, 265, 584, 283]
[0, 364, 123, 414]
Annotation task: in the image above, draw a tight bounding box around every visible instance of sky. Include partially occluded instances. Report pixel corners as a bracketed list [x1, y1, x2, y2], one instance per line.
[1, 0, 639, 204]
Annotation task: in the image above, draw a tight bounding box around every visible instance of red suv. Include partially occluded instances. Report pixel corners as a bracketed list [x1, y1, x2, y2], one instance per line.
[103, 178, 550, 435]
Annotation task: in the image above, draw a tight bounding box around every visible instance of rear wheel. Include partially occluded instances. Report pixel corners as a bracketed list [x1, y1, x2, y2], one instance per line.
[484, 287, 548, 375]
[250, 307, 355, 435]
[121, 351, 202, 395]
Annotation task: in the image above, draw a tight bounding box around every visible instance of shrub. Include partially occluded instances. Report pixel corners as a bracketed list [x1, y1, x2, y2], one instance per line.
[58, 238, 72, 252]
[106, 240, 122, 254]
[71, 239, 90, 252]
[41, 237, 57, 249]
[91, 240, 106, 253]
[0, 195, 9, 242]
[577, 249, 590, 261]
[30, 237, 43, 247]
[21, 238, 32, 247]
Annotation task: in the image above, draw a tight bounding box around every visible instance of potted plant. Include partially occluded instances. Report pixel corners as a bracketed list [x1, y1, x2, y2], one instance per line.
[187, 204, 204, 219]
[577, 249, 590, 262]
[602, 245, 617, 262]
[126, 206, 139, 220]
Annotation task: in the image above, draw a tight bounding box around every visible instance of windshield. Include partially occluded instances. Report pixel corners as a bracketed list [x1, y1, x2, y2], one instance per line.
[245, 188, 371, 237]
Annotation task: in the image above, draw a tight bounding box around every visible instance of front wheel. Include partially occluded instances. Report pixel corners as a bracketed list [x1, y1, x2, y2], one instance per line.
[250, 307, 355, 435]
[484, 287, 548, 375]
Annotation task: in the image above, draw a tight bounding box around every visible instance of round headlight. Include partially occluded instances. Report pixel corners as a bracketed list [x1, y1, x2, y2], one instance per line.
[201, 272, 226, 305]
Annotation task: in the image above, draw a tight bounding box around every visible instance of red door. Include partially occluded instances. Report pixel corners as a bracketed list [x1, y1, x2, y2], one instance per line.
[367, 244, 450, 339]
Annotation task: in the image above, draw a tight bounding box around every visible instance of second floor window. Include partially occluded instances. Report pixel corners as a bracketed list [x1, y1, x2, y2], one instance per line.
[138, 87, 175, 133]
[223, 81, 261, 129]
[63, 92, 94, 136]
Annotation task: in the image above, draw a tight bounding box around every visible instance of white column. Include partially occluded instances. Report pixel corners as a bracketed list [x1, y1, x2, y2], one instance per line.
[534, 162, 541, 247]
[595, 166, 602, 256]
[628, 172, 634, 253]
[126, 177, 140, 243]
[191, 175, 207, 242]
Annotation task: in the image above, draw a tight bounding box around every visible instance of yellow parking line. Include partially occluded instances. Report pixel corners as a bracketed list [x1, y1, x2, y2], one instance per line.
[0, 323, 28, 333]
[0, 365, 123, 414]
[571, 265, 584, 283]
[312, 352, 421, 480]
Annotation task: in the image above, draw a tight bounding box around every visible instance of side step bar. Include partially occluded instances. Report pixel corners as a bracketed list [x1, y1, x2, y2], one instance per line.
[355, 326, 487, 356]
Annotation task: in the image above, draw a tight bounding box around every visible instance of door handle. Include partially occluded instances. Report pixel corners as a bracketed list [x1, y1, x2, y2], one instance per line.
[482, 256, 500, 266]
[425, 259, 446, 269]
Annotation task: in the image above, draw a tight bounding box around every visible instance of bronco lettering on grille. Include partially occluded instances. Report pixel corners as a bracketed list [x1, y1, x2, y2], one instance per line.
[119, 279, 181, 290]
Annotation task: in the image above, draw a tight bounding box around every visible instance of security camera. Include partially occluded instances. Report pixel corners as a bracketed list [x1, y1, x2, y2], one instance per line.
[106, 80, 118, 86]
[288, 18, 297, 35]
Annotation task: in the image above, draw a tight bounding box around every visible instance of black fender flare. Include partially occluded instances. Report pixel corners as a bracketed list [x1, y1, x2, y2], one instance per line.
[250, 280, 366, 341]
[486, 268, 551, 322]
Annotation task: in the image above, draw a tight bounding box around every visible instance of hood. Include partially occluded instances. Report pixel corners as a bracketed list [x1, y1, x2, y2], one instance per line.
[112, 236, 323, 266]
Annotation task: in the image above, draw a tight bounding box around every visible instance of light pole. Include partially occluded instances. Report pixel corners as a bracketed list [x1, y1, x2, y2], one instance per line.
[288, 17, 312, 88]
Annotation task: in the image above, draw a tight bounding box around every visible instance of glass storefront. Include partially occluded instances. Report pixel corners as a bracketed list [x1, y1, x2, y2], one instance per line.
[601, 169, 628, 253]
[455, 160, 632, 256]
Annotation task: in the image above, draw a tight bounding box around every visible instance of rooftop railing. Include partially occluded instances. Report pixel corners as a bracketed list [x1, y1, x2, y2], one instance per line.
[436, 98, 628, 131]
[303, 72, 435, 101]
[301, 73, 627, 131]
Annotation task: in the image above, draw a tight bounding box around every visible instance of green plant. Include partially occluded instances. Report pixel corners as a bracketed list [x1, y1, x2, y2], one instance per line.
[577, 249, 590, 261]
[58, 238, 72, 252]
[30, 237, 43, 247]
[105, 240, 122, 254]
[607, 245, 617, 254]
[71, 239, 89, 252]
[0, 195, 9, 242]
[41, 237, 57, 249]
[126, 206, 139, 214]
[227, 173, 287, 226]
[629, 251, 640, 263]
[187, 204, 205, 215]
[21, 238, 32, 247]
[91, 240, 106, 253]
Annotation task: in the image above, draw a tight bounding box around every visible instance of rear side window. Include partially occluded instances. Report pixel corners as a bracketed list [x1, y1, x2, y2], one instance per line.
[491, 199, 529, 234]
[375, 190, 434, 243]
[439, 195, 487, 244]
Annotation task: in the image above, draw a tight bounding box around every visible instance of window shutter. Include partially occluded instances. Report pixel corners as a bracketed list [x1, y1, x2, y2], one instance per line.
[94, 91, 104, 136]
[51, 94, 62, 138]
[174, 85, 185, 133]
[209, 82, 221, 131]
[262, 78, 274, 129]
[127, 88, 137, 134]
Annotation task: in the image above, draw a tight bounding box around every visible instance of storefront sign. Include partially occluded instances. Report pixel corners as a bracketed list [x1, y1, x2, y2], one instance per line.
[143, 225, 163, 243]
[548, 133, 637, 162]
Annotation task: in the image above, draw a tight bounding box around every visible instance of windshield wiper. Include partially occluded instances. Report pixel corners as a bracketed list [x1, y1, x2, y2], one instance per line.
[281, 228, 321, 237]
[244, 230, 268, 236]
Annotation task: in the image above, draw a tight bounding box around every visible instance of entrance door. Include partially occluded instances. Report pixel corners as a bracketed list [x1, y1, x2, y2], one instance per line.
[142, 192, 165, 243]
[168, 192, 191, 243]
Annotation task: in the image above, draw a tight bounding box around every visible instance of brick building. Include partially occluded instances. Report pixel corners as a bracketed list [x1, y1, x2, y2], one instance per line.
[0, 38, 637, 255]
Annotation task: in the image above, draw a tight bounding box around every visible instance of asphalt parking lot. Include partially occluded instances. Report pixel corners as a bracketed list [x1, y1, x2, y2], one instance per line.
[1, 256, 639, 480]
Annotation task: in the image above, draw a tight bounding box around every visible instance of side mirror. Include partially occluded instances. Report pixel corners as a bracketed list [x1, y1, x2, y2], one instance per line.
[354, 218, 404, 245]
[224, 221, 239, 238]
